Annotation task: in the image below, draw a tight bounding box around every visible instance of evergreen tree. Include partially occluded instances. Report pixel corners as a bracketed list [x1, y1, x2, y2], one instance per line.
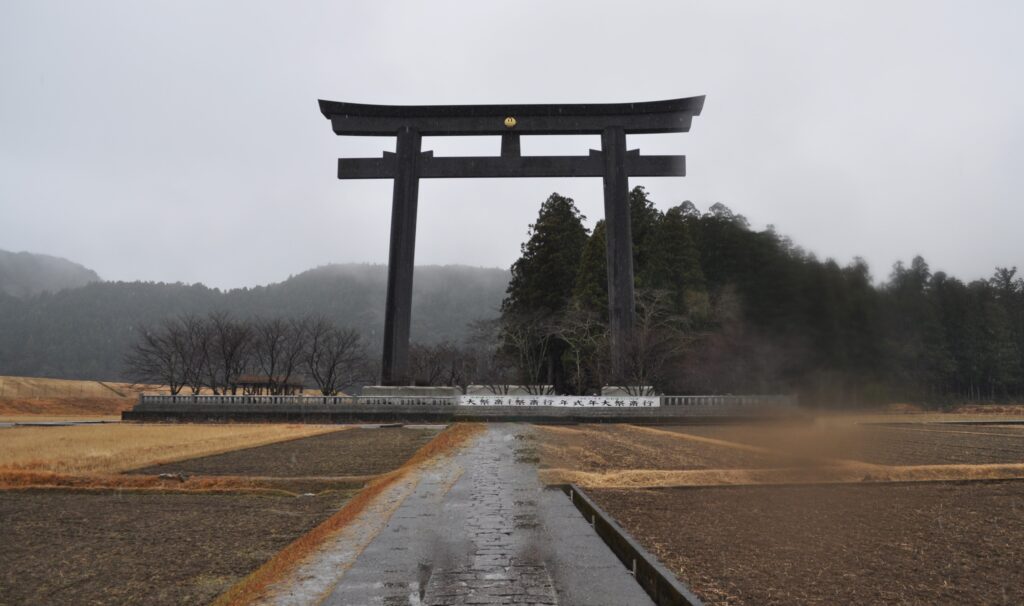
[502, 193, 589, 315]
[642, 203, 707, 319]
[628, 186, 663, 287]
[501, 193, 590, 389]
[572, 220, 608, 315]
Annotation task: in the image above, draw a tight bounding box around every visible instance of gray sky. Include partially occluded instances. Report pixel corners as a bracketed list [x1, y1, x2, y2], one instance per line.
[1, 1, 1021, 288]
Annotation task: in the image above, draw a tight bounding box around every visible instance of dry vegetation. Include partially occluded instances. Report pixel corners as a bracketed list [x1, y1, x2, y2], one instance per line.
[0, 424, 346, 476]
[0, 375, 146, 399]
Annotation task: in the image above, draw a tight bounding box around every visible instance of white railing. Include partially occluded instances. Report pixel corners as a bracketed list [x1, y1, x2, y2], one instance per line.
[138, 394, 457, 407]
[660, 394, 797, 408]
[139, 393, 796, 409]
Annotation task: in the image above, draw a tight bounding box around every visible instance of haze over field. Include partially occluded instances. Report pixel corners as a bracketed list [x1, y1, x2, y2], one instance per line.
[1, 1, 1022, 288]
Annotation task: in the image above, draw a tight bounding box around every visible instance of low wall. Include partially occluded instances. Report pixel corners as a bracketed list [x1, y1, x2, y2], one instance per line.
[123, 394, 799, 424]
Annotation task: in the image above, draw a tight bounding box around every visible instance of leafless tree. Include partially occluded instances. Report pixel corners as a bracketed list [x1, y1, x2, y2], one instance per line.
[617, 290, 690, 395]
[305, 317, 370, 395]
[555, 305, 609, 394]
[465, 318, 519, 393]
[500, 311, 556, 393]
[206, 312, 252, 394]
[409, 341, 474, 387]
[251, 316, 308, 394]
[124, 317, 189, 394]
[180, 314, 211, 395]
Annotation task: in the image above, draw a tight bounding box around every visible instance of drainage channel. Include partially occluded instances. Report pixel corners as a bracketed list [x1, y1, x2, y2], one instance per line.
[558, 483, 704, 606]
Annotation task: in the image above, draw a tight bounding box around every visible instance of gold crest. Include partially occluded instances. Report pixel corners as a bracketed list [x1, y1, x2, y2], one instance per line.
[504, 116, 517, 128]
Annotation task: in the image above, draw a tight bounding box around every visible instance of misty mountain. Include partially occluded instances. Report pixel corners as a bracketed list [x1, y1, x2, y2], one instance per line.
[0, 263, 509, 381]
[0, 249, 101, 298]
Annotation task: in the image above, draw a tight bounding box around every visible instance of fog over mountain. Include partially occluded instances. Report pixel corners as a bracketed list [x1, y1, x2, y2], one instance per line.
[0, 249, 101, 298]
[0, 262, 509, 381]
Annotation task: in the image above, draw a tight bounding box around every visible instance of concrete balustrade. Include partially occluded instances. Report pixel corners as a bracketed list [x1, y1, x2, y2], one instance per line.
[124, 393, 799, 423]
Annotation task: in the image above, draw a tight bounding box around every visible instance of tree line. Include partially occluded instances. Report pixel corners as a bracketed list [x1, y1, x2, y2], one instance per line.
[125, 313, 372, 395]
[54, 188, 1024, 406]
[0, 263, 507, 381]
[491, 188, 1024, 405]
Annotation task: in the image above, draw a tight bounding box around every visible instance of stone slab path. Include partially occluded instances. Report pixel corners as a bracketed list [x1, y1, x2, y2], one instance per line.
[271, 424, 652, 606]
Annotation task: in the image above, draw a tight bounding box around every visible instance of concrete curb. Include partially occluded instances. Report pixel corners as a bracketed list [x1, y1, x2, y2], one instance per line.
[557, 483, 704, 606]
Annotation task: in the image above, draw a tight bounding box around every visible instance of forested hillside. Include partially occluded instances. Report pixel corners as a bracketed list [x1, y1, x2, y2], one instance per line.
[498, 188, 1024, 405]
[0, 249, 100, 298]
[0, 264, 509, 380]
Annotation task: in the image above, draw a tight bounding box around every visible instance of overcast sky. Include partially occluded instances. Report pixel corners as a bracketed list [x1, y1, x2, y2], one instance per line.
[1, 1, 1021, 288]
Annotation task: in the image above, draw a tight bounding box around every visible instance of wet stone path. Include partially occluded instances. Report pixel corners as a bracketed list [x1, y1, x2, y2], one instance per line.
[322, 424, 652, 606]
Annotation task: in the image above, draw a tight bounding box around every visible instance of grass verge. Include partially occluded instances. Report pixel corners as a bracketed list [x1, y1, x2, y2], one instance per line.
[541, 462, 1024, 489]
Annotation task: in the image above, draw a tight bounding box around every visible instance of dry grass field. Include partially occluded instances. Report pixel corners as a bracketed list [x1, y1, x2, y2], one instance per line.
[0, 424, 347, 475]
[0, 375, 147, 399]
[0, 374, 330, 420]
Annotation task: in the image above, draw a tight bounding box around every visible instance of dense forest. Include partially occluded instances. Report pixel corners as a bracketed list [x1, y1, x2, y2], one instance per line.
[497, 188, 1024, 406]
[0, 264, 508, 381]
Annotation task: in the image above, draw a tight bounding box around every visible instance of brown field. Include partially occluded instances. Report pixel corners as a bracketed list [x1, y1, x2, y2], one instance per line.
[134, 426, 441, 477]
[663, 422, 1024, 466]
[0, 489, 356, 606]
[592, 482, 1024, 605]
[0, 423, 347, 475]
[0, 420, 473, 606]
[534, 423, 787, 474]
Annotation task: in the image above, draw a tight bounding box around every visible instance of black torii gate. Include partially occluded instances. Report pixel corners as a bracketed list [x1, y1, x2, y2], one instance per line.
[318, 97, 705, 386]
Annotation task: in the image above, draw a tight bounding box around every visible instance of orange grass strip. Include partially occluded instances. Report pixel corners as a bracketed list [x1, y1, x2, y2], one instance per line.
[0, 469, 369, 494]
[212, 423, 483, 606]
[540, 462, 1024, 489]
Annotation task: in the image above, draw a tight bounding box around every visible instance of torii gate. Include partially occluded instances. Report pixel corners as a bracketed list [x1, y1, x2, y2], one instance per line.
[318, 97, 705, 386]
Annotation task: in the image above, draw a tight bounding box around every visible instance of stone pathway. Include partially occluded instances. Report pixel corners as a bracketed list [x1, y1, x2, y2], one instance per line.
[276, 424, 652, 606]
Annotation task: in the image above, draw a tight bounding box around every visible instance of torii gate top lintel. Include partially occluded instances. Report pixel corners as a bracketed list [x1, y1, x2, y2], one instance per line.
[318, 96, 704, 136]
[317, 96, 705, 386]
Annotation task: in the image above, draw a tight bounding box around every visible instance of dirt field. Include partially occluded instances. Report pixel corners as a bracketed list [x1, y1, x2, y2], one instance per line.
[134, 426, 441, 477]
[534, 424, 785, 473]
[592, 481, 1024, 605]
[667, 423, 1024, 466]
[0, 424, 346, 474]
[0, 489, 355, 606]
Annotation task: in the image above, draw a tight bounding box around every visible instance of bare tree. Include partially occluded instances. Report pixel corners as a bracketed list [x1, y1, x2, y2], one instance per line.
[251, 316, 308, 394]
[556, 305, 609, 394]
[180, 314, 211, 395]
[124, 318, 188, 394]
[500, 311, 556, 393]
[465, 318, 519, 393]
[207, 312, 252, 394]
[617, 290, 690, 395]
[408, 341, 474, 387]
[305, 317, 370, 395]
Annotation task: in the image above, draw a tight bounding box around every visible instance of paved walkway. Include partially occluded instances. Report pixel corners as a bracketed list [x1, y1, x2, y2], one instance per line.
[281, 424, 652, 606]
